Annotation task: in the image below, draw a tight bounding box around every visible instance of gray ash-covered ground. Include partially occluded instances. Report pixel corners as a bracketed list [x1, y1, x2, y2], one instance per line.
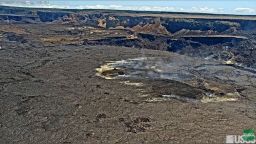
[0, 6, 256, 144]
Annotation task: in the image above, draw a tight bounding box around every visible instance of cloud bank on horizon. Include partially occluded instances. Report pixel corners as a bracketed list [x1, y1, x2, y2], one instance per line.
[0, 0, 256, 15]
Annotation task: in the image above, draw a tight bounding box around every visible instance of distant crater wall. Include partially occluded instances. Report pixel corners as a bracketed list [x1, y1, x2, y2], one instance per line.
[0, 6, 256, 32]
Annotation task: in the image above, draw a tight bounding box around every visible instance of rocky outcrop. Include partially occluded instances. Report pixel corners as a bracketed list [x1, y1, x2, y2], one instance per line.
[4, 32, 27, 43]
[162, 19, 241, 33]
[36, 11, 71, 22]
[97, 18, 106, 28]
[132, 22, 170, 35]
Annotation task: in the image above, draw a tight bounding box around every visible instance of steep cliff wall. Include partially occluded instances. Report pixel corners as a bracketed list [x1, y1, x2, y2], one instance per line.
[1, 6, 256, 32]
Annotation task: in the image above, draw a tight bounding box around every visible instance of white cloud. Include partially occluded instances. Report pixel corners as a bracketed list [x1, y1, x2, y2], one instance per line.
[234, 8, 256, 13]
[77, 5, 178, 12]
[76, 5, 223, 14]
[191, 7, 223, 13]
[0, 2, 219, 14]
[2, 2, 255, 15]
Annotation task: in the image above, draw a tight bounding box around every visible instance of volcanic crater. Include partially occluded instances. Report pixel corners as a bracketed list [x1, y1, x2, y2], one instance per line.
[1, 5, 256, 144]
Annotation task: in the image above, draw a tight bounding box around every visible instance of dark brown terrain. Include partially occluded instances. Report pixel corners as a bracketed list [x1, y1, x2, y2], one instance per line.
[0, 6, 256, 144]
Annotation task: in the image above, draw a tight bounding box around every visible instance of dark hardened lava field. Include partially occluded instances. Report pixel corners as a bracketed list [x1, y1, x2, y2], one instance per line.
[0, 6, 256, 144]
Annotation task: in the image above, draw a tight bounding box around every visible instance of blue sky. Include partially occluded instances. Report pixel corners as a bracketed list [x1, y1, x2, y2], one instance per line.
[1, 0, 256, 15]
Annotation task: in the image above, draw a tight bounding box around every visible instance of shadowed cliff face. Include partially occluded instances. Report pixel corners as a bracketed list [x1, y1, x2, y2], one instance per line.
[1, 6, 256, 68]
